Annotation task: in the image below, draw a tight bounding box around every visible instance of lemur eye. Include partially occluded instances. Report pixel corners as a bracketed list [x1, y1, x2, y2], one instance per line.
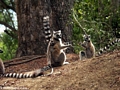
[56, 34, 61, 38]
[85, 37, 88, 41]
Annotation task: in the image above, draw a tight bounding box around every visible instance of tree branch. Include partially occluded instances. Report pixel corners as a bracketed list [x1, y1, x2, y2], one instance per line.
[0, 21, 17, 35]
[0, 0, 15, 12]
[4, 55, 46, 67]
[4, 29, 17, 38]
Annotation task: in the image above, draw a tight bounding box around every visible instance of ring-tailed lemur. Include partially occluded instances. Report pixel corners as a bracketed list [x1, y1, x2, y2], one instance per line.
[47, 30, 72, 67]
[79, 34, 95, 60]
[79, 34, 120, 60]
[43, 16, 52, 42]
[0, 16, 72, 78]
[97, 38, 120, 56]
[43, 15, 71, 49]
[43, 15, 72, 64]
[43, 16, 72, 74]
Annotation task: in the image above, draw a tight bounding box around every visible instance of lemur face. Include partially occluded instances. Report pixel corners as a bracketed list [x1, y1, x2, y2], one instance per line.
[53, 30, 62, 39]
[50, 30, 62, 46]
[83, 34, 91, 42]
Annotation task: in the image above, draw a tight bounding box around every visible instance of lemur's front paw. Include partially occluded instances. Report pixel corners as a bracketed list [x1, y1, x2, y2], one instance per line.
[63, 61, 69, 65]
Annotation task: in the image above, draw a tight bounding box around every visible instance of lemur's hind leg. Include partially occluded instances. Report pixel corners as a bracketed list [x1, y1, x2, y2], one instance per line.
[51, 52, 69, 67]
[79, 51, 86, 60]
[58, 52, 69, 65]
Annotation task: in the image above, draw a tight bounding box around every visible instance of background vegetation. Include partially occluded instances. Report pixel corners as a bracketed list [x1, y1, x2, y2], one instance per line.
[72, 0, 120, 53]
[0, 0, 17, 60]
[0, 32, 18, 60]
[0, 0, 120, 60]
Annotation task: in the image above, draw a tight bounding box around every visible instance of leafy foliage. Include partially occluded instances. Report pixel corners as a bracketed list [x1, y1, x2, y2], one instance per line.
[0, 0, 17, 60]
[72, 0, 120, 53]
[0, 32, 18, 60]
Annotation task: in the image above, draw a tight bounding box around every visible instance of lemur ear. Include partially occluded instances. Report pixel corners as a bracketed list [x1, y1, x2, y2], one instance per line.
[58, 30, 61, 33]
[83, 34, 86, 38]
[88, 35, 91, 38]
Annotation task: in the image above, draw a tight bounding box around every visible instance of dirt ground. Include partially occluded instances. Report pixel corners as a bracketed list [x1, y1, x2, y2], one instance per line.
[0, 50, 120, 90]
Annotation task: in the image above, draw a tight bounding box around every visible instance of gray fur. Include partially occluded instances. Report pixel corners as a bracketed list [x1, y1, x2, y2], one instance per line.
[43, 16, 72, 68]
[79, 34, 95, 60]
[47, 30, 72, 68]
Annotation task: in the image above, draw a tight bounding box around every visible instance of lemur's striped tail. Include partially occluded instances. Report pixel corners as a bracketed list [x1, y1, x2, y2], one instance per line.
[97, 38, 120, 56]
[1, 65, 52, 78]
[43, 16, 52, 42]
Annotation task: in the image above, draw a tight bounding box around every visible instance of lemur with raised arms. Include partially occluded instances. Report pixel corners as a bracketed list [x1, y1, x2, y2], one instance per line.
[43, 16, 72, 74]
[79, 34, 120, 60]
[79, 34, 95, 60]
[43, 15, 72, 65]
[0, 16, 71, 78]
[47, 30, 71, 67]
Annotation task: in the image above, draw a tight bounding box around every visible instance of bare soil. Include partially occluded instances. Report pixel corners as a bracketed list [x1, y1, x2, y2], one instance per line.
[0, 50, 120, 90]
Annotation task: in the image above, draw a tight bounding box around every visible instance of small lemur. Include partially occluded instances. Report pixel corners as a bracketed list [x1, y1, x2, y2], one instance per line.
[79, 34, 95, 60]
[79, 34, 120, 60]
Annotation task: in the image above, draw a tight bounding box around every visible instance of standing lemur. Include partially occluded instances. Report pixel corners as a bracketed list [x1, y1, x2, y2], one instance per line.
[0, 16, 72, 78]
[79, 34, 95, 60]
[79, 34, 120, 60]
[43, 16, 72, 74]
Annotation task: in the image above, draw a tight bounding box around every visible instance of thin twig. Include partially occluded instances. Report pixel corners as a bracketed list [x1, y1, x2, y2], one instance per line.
[72, 9, 87, 35]
[4, 55, 46, 67]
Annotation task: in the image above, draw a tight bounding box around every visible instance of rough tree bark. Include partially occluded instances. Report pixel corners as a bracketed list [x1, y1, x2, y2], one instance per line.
[50, 0, 74, 42]
[15, 0, 74, 57]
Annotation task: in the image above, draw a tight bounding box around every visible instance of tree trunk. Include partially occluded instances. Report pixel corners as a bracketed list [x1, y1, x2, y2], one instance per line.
[51, 0, 74, 42]
[15, 0, 74, 57]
